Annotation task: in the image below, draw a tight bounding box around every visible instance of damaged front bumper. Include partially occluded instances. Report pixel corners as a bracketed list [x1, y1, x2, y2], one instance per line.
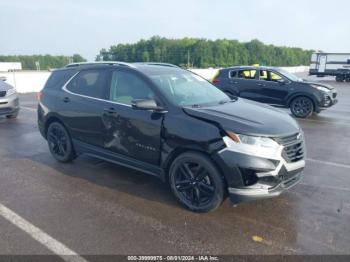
[214, 134, 305, 204]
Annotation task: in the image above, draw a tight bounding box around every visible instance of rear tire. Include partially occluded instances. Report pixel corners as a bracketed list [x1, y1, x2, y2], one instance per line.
[336, 75, 345, 82]
[169, 152, 225, 212]
[290, 96, 314, 118]
[345, 76, 350, 83]
[47, 122, 76, 163]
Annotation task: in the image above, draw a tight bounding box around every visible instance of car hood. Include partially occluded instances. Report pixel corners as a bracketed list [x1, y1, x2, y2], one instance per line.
[183, 98, 300, 137]
[0, 80, 13, 91]
[301, 80, 334, 90]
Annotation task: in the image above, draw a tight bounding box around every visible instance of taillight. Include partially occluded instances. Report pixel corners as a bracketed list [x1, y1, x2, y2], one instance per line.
[212, 78, 220, 84]
[37, 91, 43, 101]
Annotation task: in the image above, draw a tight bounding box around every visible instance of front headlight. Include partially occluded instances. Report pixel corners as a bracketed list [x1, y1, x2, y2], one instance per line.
[226, 131, 279, 149]
[223, 131, 283, 159]
[311, 85, 330, 93]
[6, 88, 16, 96]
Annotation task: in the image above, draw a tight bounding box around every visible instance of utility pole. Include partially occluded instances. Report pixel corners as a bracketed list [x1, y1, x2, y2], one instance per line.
[187, 50, 190, 68]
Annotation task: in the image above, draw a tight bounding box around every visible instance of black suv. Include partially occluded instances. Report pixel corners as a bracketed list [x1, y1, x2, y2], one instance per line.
[38, 62, 305, 212]
[212, 66, 338, 118]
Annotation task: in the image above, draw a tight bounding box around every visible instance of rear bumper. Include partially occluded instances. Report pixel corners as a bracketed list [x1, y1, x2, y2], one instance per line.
[0, 94, 19, 116]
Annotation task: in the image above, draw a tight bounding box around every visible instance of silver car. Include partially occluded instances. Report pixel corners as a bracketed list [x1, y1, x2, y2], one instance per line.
[0, 78, 19, 118]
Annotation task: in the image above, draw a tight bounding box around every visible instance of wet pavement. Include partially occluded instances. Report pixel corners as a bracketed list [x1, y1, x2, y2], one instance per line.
[0, 75, 349, 255]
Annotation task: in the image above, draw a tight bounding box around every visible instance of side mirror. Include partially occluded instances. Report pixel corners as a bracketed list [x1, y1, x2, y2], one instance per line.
[131, 99, 165, 112]
[277, 79, 286, 85]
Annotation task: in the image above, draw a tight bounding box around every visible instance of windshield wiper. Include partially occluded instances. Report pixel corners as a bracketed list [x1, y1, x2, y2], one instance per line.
[219, 98, 237, 105]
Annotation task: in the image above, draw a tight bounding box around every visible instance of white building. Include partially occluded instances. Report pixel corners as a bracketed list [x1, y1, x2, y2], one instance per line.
[0, 62, 22, 72]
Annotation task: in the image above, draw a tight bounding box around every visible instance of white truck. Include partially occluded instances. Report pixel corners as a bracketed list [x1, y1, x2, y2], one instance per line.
[309, 52, 350, 82]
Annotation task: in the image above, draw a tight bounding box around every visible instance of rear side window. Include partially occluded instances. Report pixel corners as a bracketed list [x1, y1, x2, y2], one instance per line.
[238, 69, 257, 80]
[44, 69, 76, 89]
[229, 70, 237, 78]
[66, 69, 108, 99]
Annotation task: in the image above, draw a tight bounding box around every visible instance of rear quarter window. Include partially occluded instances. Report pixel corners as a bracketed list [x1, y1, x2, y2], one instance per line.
[44, 69, 76, 90]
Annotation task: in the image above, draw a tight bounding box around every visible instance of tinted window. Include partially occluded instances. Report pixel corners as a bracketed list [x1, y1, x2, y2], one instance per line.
[66, 69, 107, 99]
[229, 70, 237, 78]
[44, 69, 76, 89]
[238, 69, 257, 79]
[150, 71, 229, 107]
[259, 70, 283, 82]
[109, 70, 155, 105]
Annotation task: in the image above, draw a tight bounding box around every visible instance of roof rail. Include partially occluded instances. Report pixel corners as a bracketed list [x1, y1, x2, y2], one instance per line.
[65, 61, 135, 68]
[133, 62, 180, 68]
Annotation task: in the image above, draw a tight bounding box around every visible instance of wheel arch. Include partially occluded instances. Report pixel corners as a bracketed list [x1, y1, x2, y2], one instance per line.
[44, 115, 68, 139]
[161, 146, 228, 190]
[287, 93, 317, 110]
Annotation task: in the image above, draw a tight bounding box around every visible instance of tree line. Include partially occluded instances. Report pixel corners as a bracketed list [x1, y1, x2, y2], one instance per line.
[97, 36, 313, 68]
[0, 54, 86, 70]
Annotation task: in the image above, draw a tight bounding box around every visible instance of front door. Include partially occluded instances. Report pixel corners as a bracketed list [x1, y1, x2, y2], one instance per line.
[256, 69, 290, 105]
[102, 69, 163, 165]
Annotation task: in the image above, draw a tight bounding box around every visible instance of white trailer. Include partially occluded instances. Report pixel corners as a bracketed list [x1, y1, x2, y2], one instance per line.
[309, 52, 350, 82]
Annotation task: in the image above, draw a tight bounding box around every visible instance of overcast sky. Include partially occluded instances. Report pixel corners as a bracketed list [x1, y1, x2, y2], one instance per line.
[1, 0, 349, 60]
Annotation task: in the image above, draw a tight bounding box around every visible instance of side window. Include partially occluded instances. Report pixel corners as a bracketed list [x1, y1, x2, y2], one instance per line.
[259, 70, 284, 82]
[44, 69, 76, 90]
[238, 69, 257, 80]
[66, 69, 107, 99]
[229, 70, 237, 78]
[259, 70, 268, 81]
[269, 71, 283, 82]
[109, 70, 155, 105]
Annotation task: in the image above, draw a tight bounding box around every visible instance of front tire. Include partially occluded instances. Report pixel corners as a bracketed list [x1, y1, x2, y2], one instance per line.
[47, 122, 76, 163]
[169, 152, 225, 212]
[6, 112, 18, 119]
[290, 96, 314, 118]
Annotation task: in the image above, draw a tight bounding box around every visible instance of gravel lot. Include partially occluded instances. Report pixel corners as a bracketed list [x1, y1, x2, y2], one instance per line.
[0, 74, 349, 257]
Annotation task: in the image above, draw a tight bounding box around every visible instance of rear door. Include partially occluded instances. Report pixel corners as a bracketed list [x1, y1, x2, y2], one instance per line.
[61, 68, 110, 147]
[102, 68, 163, 165]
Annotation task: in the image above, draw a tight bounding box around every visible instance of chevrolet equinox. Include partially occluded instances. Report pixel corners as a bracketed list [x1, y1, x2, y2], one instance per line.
[38, 62, 305, 212]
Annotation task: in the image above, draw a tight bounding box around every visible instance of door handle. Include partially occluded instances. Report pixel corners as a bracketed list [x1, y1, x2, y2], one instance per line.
[230, 81, 238, 84]
[104, 107, 116, 114]
[63, 97, 70, 103]
[257, 83, 265, 87]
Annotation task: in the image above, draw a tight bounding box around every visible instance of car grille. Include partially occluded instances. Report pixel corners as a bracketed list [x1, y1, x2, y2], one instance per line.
[273, 133, 304, 163]
[0, 91, 6, 97]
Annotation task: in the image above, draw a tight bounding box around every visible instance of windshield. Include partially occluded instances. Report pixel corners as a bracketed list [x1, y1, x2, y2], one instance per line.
[150, 71, 230, 107]
[276, 68, 302, 82]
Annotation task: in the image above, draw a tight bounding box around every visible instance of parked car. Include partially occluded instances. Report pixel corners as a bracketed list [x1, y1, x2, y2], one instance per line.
[38, 62, 305, 212]
[0, 78, 19, 118]
[212, 66, 338, 118]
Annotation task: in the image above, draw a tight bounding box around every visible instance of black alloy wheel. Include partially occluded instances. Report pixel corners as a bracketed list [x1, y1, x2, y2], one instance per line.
[169, 152, 225, 212]
[290, 96, 314, 118]
[47, 122, 76, 162]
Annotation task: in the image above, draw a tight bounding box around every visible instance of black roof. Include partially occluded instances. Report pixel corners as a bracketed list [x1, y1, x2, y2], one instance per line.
[222, 65, 279, 71]
[59, 61, 185, 75]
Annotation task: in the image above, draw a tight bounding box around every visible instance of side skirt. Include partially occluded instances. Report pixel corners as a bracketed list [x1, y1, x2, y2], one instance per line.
[73, 139, 165, 181]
